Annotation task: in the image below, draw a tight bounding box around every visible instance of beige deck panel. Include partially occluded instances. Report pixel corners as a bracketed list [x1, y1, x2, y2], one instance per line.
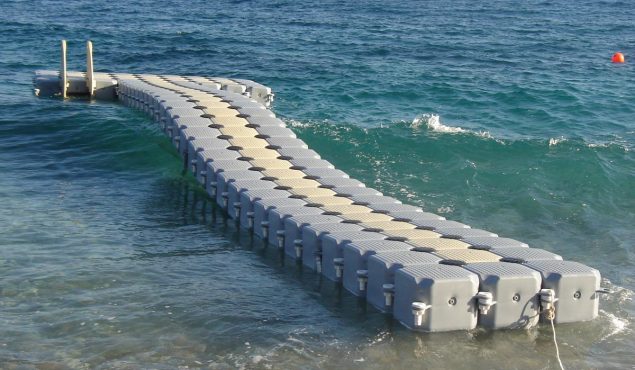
[249, 159, 293, 169]
[162, 75, 188, 82]
[361, 221, 416, 231]
[166, 89, 191, 95]
[113, 73, 137, 80]
[155, 86, 182, 93]
[303, 196, 354, 206]
[339, 213, 394, 223]
[286, 188, 337, 198]
[184, 92, 219, 100]
[209, 117, 248, 128]
[148, 81, 173, 89]
[185, 76, 209, 82]
[239, 148, 279, 159]
[319, 204, 373, 215]
[228, 137, 269, 148]
[196, 97, 225, 104]
[209, 77, 235, 85]
[93, 72, 113, 79]
[213, 115, 250, 127]
[406, 238, 471, 250]
[219, 126, 260, 137]
[172, 87, 200, 94]
[434, 249, 502, 263]
[201, 109, 243, 118]
[261, 169, 306, 179]
[187, 77, 222, 89]
[188, 92, 222, 98]
[143, 77, 165, 82]
[274, 178, 322, 189]
[382, 228, 440, 240]
[196, 101, 231, 109]
[140, 77, 163, 83]
[153, 79, 181, 86]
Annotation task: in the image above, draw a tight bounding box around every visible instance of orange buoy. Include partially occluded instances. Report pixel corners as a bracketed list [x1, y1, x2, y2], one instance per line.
[612, 52, 625, 63]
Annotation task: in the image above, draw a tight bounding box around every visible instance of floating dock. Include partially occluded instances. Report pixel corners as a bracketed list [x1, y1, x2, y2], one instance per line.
[33, 42, 603, 332]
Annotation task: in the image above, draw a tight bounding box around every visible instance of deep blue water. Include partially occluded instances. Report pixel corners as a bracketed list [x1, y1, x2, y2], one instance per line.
[1, 0, 634, 369]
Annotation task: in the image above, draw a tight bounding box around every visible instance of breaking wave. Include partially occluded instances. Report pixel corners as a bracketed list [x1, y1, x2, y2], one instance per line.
[411, 113, 492, 138]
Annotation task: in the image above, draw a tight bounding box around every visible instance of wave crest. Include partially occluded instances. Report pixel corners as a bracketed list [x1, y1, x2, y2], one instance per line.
[548, 136, 567, 147]
[283, 115, 630, 153]
[412, 113, 465, 133]
[411, 113, 492, 138]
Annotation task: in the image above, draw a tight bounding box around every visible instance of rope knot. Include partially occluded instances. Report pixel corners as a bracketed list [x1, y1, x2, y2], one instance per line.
[545, 307, 556, 321]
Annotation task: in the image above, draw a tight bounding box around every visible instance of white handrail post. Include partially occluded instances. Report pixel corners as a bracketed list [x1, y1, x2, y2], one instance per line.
[60, 40, 67, 98]
[86, 40, 95, 97]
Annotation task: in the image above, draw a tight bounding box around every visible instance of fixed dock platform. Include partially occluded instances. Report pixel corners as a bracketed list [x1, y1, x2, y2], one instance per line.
[33, 43, 603, 333]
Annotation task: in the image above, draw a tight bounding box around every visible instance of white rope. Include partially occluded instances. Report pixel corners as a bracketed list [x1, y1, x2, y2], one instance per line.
[550, 316, 565, 370]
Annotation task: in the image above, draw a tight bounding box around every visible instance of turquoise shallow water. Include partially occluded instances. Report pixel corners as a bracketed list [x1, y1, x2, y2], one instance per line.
[1, 0, 634, 369]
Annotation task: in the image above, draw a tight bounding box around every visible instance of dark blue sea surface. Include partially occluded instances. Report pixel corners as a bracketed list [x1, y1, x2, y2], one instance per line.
[1, 0, 634, 369]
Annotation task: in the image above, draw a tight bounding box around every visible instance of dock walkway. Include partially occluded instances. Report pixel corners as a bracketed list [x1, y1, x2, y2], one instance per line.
[34, 68, 601, 332]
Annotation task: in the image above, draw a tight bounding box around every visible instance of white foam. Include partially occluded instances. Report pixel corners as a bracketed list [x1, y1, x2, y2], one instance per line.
[587, 141, 631, 152]
[411, 113, 492, 138]
[599, 310, 629, 341]
[597, 279, 633, 341]
[587, 143, 608, 148]
[548, 136, 567, 146]
[547, 137, 631, 152]
[604, 279, 634, 304]
[437, 205, 454, 214]
[368, 330, 390, 345]
[412, 113, 465, 133]
[285, 118, 312, 128]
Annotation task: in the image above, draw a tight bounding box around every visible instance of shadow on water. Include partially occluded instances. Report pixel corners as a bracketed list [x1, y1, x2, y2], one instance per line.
[134, 173, 396, 331]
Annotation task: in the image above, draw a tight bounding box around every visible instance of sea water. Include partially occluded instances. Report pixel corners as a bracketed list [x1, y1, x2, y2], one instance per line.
[1, 0, 633, 369]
